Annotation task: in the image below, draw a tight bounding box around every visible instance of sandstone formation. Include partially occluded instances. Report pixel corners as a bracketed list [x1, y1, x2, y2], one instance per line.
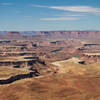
[0, 31, 100, 100]
[0, 72, 39, 85]
[38, 31, 100, 39]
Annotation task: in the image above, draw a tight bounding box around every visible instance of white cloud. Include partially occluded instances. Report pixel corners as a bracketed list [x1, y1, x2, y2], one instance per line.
[54, 13, 87, 17]
[32, 4, 100, 21]
[50, 6, 100, 14]
[40, 17, 79, 21]
[0, 3, 12, 6]
[32, 4, 100, 14]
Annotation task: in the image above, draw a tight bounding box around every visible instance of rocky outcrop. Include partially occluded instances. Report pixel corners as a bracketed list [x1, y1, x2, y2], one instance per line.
[0, 71, 39, 85]
[0, 60, 37, 67]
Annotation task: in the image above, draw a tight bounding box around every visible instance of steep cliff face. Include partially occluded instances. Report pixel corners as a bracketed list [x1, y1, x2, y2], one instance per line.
[38, 31, 100, 39]
[0, 59, 52, 85]
[0, 72, 38, 85]
[0, 60, 37, 67]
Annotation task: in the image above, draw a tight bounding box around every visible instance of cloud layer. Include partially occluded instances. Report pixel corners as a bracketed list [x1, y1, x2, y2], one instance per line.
[50, 6, 100, 14]
[53, 13, 87, 17]
[40, 17, 79, 21]
[32, 4, 100, 14]
[32, 4, 100, 21]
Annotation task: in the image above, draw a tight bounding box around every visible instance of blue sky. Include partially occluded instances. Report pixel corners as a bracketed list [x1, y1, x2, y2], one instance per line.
[0, 0, 100, 31]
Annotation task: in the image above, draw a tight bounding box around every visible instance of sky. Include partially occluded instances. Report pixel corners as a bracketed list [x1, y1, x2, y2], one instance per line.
[0, 0, 100, 31]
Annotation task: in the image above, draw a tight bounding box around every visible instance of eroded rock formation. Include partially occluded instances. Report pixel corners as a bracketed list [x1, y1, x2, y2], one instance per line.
[0, 71, 39, 85]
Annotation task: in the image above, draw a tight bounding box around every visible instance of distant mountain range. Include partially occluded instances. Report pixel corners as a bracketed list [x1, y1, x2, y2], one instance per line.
[0, 31, 100, 40]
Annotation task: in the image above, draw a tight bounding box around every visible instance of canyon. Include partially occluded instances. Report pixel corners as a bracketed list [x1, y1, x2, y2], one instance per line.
[0, 31, 100, 100]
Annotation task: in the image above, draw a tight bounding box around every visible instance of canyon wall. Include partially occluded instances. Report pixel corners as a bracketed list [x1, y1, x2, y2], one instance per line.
[0, 72, 39, 85]
[38, 31, 100, 39]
